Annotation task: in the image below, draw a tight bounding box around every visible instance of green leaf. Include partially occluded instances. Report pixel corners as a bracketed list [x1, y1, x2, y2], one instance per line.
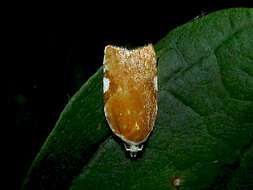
[21, 67, 110, 190]
[22, 8, 253, 190]
[211, 142, 253, 190]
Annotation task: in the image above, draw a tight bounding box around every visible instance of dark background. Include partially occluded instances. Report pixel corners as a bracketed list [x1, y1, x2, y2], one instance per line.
[7, 7, 247, 189]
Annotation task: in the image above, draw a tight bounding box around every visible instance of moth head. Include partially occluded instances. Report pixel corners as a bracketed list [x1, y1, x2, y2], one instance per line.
[124, 143, 144, 157]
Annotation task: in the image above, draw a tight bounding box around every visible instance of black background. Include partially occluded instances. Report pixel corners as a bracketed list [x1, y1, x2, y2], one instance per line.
[7, 6, 249, 190]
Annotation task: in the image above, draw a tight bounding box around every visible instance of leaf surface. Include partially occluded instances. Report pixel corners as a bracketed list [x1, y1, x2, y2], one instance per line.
[22, 8, 253, 190]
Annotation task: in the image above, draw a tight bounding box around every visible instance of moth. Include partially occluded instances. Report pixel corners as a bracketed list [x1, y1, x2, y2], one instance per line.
[103, 44, 158, 157]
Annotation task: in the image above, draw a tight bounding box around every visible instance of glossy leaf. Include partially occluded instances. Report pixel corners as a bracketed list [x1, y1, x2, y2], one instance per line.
[21, 67, 110, 190]
[22, 8, 253, 190]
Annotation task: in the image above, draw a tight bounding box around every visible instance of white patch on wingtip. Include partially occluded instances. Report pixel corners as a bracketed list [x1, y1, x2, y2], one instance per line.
[154, 76, 158, 91]
[104, 106, 107, 116]
[103, 46, 109, 65]
[104, 45, 110, 54]
[125, 50, 130, 56]
[103, 77, 110, 93]
[104, 106, 116, 133]
[103, 55, 106, 65]
[103, 64, 109, 72]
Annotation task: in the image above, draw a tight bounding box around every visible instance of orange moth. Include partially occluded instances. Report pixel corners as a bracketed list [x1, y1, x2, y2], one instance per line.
[103, 44, 158, 157]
